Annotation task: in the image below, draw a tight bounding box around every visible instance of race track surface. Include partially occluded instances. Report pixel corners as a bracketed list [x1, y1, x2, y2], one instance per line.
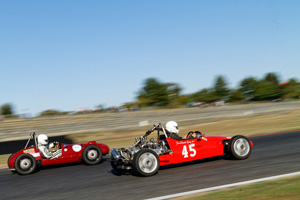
[1, 131, 300, 200]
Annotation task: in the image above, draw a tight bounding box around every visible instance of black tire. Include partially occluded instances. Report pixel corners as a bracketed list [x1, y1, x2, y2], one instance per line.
[132, 149, 160, 177]
[110, 160, 125, 173]
[82, 145, 103, 165]
[228, 135, 251, 160]
[14, 154, 37, 175]
[110, 160, 118, 171]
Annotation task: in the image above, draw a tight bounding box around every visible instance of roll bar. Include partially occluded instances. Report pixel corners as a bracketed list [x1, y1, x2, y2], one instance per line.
[24, 132, 38, 148]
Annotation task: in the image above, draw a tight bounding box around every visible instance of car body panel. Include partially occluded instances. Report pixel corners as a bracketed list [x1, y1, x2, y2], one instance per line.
[158, 136, 232, 166]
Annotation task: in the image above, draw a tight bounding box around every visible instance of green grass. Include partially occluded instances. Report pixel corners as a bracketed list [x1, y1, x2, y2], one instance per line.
[0, 154, 9, 168]
[176, 175, 300, 200]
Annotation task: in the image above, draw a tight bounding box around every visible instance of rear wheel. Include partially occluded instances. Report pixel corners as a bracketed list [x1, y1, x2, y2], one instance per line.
[82, 145, 103, 165]
[228, 135, 251, 159]
[15, 154, 37, 175]
[132, 149, 159, 177]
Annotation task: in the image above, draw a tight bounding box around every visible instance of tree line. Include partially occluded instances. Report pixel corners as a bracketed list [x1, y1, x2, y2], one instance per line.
[1, 72, 299, 117]
[130, 72, 300, 108]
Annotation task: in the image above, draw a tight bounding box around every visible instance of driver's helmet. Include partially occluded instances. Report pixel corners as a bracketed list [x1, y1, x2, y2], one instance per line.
[166, 121, 179, 134]
[38, 134, 49, 145]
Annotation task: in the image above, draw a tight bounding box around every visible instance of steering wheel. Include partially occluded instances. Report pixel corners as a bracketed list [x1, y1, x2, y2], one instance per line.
[194, 131, 203, 138]
[184, 131, 194, 139]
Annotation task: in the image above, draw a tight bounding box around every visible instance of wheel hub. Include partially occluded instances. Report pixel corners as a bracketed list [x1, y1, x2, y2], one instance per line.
[234, 138, 250, 157]
[138, 153, 157, 173]
[87, 149, 98, 160]
[20, 158, 31, 170]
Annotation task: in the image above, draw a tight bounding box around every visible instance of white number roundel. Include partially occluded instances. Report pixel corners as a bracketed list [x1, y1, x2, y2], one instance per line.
[72, 145, 82, 152]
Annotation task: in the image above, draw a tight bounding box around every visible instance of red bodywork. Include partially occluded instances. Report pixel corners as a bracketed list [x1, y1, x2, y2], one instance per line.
[8, 141, 109, 170]
[158, 136, 253, 166]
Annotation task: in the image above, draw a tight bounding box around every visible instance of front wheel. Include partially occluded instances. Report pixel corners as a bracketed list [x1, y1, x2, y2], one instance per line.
[15, 154, 37, 175]
[228, 135, 251, 159]
[132, 149, 160, 177]
[82, 145, 103, 165]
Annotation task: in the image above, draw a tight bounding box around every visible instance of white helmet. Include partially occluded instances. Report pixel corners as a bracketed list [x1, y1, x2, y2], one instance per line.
[38, 134, 48, 145]
[165, 121, 179, 134]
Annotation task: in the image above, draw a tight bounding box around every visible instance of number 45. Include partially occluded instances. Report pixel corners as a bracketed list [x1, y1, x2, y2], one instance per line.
[182, 144, 196, 158]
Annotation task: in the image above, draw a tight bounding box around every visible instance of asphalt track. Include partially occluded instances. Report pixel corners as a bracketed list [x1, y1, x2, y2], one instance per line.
[1, 131, 300, 200]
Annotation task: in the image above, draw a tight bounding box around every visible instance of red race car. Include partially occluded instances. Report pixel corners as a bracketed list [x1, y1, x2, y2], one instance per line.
[110, 123, 253, 176]
[8, 132, 109, 175]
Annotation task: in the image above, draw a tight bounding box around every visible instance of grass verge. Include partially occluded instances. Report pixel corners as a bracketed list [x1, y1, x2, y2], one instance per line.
[174, 175, 300, 200]
[0, 154, 9, 168]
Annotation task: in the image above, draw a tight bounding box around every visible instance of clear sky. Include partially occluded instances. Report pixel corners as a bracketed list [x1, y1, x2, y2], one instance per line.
[1, 0, 300, 116]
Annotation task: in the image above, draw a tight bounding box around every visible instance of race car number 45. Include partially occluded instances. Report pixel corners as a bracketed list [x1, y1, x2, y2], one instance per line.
[182, 144, 196, 158]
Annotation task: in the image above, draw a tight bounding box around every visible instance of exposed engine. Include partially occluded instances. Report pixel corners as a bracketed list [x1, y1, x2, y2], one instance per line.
[129, 135, 170, 156]
[111, 135, 170, 165]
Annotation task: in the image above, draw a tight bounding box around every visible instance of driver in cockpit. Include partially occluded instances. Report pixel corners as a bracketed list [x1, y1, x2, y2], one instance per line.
[165, 121, 203, 140]
[37, 134, 62, 159]
[144, 121, 203, 140]
[165, 121, 190, 140]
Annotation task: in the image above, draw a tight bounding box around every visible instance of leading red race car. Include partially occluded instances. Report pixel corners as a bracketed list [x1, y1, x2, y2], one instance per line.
[110, 123, 253, 176]
[8, 132, 109, 175]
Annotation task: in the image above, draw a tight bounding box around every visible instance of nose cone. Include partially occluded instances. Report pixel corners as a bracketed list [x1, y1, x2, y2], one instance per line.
[100, 143, 110, 154]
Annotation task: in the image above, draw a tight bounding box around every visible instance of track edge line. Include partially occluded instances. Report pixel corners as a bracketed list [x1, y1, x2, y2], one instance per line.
[145, 171, 300, 200]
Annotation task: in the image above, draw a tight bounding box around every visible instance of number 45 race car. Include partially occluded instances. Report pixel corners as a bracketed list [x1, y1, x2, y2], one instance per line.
[110, 123, 253, 176]
[8, 132, 109, 175]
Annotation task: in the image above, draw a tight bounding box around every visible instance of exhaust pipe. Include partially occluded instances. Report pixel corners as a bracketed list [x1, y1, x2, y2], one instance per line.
[111, 148, 122, 162]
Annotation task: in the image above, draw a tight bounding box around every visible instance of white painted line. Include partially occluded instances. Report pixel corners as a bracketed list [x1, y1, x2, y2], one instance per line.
[145, 171, 300, 200]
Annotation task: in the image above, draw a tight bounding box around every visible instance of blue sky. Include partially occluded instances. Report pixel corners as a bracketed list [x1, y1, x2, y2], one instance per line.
[1, 1, 300, 116]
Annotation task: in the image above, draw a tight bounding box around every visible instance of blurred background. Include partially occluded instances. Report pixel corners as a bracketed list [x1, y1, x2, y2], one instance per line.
[1, 0, 300, 159]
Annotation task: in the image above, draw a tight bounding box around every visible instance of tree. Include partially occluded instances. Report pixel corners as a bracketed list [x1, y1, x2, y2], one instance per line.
[137, 78, 183, 107]
[39, 109, 65, 117]
[240, 77, 257, 93]
[176, 95, 191, 105]
[214, 75, 229, 98]
[137, 78, 170, 107]
[229, 89, 245, 102]
[264, 73, 280, 85]
[166, 83, 181, 98]
[190, 88, 219, 103]
[166, 83, 182, 107]
[253, 81, 281, 100]
[280, 78, 300, 99]
[240, 77, 258, 101]
[0, 103, 14, 115]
